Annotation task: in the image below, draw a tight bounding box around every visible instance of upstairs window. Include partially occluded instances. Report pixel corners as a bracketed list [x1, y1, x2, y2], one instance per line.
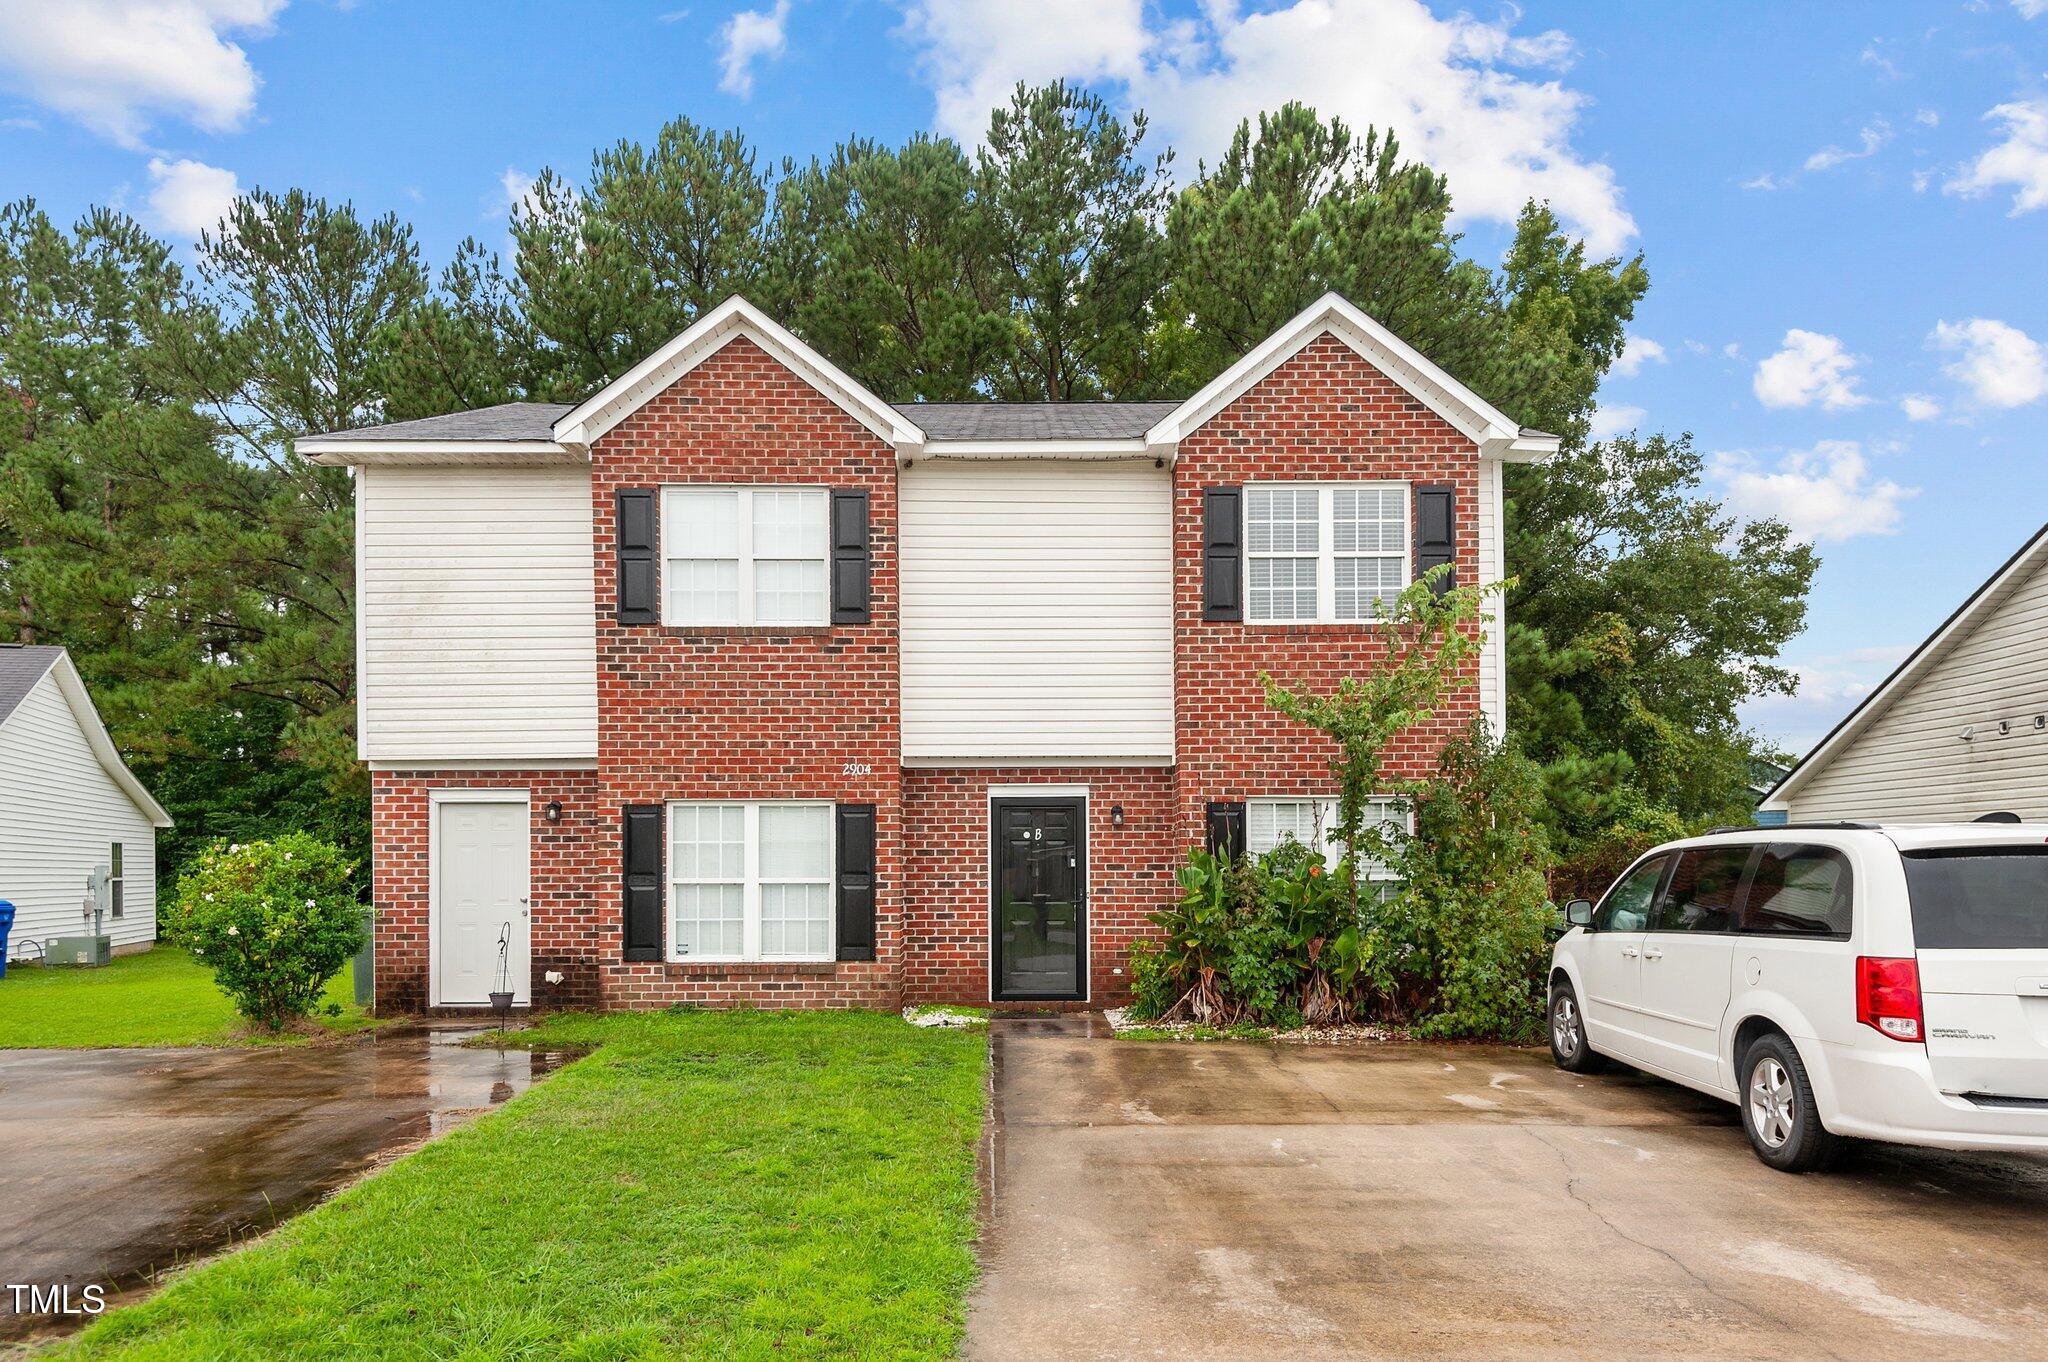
[663, 487, 829, 627]
[1245, 484, 1408, 624]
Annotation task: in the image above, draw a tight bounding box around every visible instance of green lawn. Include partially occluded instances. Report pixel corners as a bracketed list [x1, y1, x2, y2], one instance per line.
[0, 946, 370, 1048]
[57, 1009, 989, 1361]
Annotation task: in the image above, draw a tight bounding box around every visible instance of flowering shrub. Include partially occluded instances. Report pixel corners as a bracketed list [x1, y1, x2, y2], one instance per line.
[164, 833, 364, 1031]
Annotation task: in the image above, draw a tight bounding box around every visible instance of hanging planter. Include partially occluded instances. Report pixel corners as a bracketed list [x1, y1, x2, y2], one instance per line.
[489, 921, 514, 1022]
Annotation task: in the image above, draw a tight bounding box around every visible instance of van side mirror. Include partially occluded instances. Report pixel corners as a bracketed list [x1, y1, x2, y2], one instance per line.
[1564, 899, 1595, 928]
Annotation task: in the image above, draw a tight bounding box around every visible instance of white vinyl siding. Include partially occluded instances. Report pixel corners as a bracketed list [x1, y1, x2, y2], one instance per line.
[662, 486, 828, 627]
[357, 465, 598, 766]
[1783, 552, 2048, 821]
[1246, 483, 1409, 624]
[668, 801, 833, 961]
[0, 671, 157, 951]
[900, 460, 1174, 763]
[1247, 796, 1409, 880]
[1477, 458, 1506, 734]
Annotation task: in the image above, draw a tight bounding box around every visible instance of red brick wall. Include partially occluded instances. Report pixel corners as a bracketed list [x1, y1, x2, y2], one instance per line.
[901, 767, 1181, 1007]
[369, 770, 602, 1014]
[1172, 334, 1482, 838]
[586, 336, 903, 1009]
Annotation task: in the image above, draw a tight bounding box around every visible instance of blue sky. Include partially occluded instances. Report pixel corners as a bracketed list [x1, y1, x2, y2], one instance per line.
[2, 1, 2045, 756]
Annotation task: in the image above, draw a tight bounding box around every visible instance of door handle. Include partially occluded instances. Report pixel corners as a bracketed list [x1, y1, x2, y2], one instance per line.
[1621, 947, 1639, 958]
[1643, 947, 1664, 960]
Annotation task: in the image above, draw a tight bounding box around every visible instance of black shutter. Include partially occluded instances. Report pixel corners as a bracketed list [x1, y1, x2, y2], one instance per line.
[1205, 801, 1247, 862]
[621, 804, 663, 961]
[616, 489, 659, 624]
[835, 803, 877, 961]
[830, 489, 870, 625]
[1202, 487, 1242, 621]
[1414, 485, 1455, 597]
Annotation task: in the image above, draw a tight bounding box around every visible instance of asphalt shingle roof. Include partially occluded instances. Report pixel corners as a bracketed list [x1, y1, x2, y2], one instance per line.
[894, 401, 1180, 441]
[0, 645, 63, 727]
[308, 402, 574, 443]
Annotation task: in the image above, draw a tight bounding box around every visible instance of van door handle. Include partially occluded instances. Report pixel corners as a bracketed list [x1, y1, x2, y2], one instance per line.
[1621, 947, 1639, 958]
[1642, 947, 1664, 960]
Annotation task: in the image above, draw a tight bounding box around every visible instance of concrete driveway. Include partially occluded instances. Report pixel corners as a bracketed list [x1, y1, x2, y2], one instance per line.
[0, 1027, 565, 1340]
[969, 1016, 2048, 1361]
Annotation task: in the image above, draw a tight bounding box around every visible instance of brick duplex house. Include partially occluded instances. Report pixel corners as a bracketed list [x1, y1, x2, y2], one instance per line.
[299, 293, 1556, 1013]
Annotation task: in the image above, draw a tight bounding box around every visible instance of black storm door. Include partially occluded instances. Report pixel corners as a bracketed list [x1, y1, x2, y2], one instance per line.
[991, 799, 1087, 1001]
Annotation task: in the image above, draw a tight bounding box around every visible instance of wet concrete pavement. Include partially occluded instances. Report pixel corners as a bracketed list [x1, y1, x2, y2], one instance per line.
[968, 1015, 2048, 1360]
[0, 1026, 565, 1339]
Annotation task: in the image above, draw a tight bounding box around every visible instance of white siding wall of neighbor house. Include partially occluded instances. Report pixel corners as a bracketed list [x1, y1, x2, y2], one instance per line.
[358, 465, 598, 766]
[0, 671, 157, 951]
[1782, 552, 2048, 821]
[900, 459, 1175, 763]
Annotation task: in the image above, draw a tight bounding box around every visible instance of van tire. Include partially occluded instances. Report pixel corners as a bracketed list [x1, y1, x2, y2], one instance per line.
[1548, 979, 1606, 1073]
[1740, 1033, 1840, 1173]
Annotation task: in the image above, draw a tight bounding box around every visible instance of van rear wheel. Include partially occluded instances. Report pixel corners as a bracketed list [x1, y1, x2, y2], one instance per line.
[1548, 980, 1606, 1073]
[1741, 1033, 1840, 1172]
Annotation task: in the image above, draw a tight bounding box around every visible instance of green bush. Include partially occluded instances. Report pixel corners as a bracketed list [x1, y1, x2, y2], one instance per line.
[1384, 722, 1557, 1040]
[163, 834, 364, 1031]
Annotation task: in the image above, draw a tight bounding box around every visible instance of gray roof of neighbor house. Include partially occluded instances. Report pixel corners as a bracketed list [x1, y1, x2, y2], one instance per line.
[309, 399, 1197, 444]
[0, 645, 64, 726]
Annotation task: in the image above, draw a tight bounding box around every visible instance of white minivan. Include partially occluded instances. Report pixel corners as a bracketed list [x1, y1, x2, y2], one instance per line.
[1549, 822, 2048, 1171]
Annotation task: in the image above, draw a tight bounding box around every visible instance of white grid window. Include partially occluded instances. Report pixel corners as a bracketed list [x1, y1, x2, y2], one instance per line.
[663, 487, 828, 626]
[1245, 484, 1409, 623]
[669, 802, 834, 961]
[1248, 796, 1411, 881]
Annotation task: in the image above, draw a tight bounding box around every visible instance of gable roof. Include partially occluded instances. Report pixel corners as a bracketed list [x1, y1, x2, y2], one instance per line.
[1762, 521, 2048, 810]
[0, 646, 172, 827]
[1143, 292, 1558, 460]
[552, 295, 923, 451]
[298, 291, 1559, 467]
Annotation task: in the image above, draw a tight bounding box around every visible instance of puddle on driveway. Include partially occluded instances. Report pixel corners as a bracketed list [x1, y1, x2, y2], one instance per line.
[0, 1025, 575, 1341]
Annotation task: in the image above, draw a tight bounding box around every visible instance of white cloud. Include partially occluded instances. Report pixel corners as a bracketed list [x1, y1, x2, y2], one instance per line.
[1752, 330, 1871, 411]
[1803, 118, 1890, 173]
[1914, 108, 1940, 128]
[144, 155, 238, 237]
[1589, 404, 1644, 440]
[895, 0, 1637, 255]
[491, 165, 539, 218]
[1945, 99, 2048, 215]
[2014, 0, 2047, 17]
[718, 0, 791, 99]
[1858, 42, 1898, 79]
[1741, 171, 1783, 191]
[1899, 393, 1941, 422]
[1930, 317, 2048, 408]
[1610, 334, 1665, 378]
[1712, 440, 1915, 544]
[1743, 643, 1914, 753]
[0, 1, 282, 150]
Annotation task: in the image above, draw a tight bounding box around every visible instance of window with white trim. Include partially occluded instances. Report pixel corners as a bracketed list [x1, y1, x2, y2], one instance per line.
[668, 801, 833, 961]
[1247, 796, 1410, 882]
[1245, 483, 1408, 623]
[663, 487, 829, 626]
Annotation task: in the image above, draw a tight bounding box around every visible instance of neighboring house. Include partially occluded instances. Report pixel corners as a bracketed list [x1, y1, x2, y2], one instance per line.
[0, 646, 172, 957]
[299, 293, 1556, 1012]
[1764, 522, 2048, 823]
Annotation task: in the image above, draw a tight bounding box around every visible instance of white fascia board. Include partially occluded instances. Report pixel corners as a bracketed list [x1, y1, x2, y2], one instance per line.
[1485, 433, 1561, 462]
[918, 439, 1154, 461]
[40, 654, 173, 827]
[297, 440, 585, 467]
[1145, 292, 1521, 450]
[1765, 521, 2048, 807]
[551, 295, 926, 453]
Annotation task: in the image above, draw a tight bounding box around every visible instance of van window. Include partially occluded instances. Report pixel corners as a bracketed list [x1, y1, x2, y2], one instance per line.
[1741, 844, 1852, 937]
[1902, 848, 2048, 949]
[1653, 847, 1751, 932]
[1594, 855, 1666, 932]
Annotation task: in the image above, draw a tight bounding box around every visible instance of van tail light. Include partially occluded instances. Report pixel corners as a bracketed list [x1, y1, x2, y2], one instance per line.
[1856, 956, 1924, 1043]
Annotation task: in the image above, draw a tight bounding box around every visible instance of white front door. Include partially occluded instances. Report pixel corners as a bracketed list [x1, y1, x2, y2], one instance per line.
[435, 796, 530, 1006]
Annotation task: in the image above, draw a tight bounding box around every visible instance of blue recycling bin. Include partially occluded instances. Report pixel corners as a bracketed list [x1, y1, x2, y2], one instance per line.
[0, 900, 15, 980]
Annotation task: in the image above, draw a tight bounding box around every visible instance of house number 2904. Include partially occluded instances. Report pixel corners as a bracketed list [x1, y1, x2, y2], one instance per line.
[841, 762, 873, 776]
